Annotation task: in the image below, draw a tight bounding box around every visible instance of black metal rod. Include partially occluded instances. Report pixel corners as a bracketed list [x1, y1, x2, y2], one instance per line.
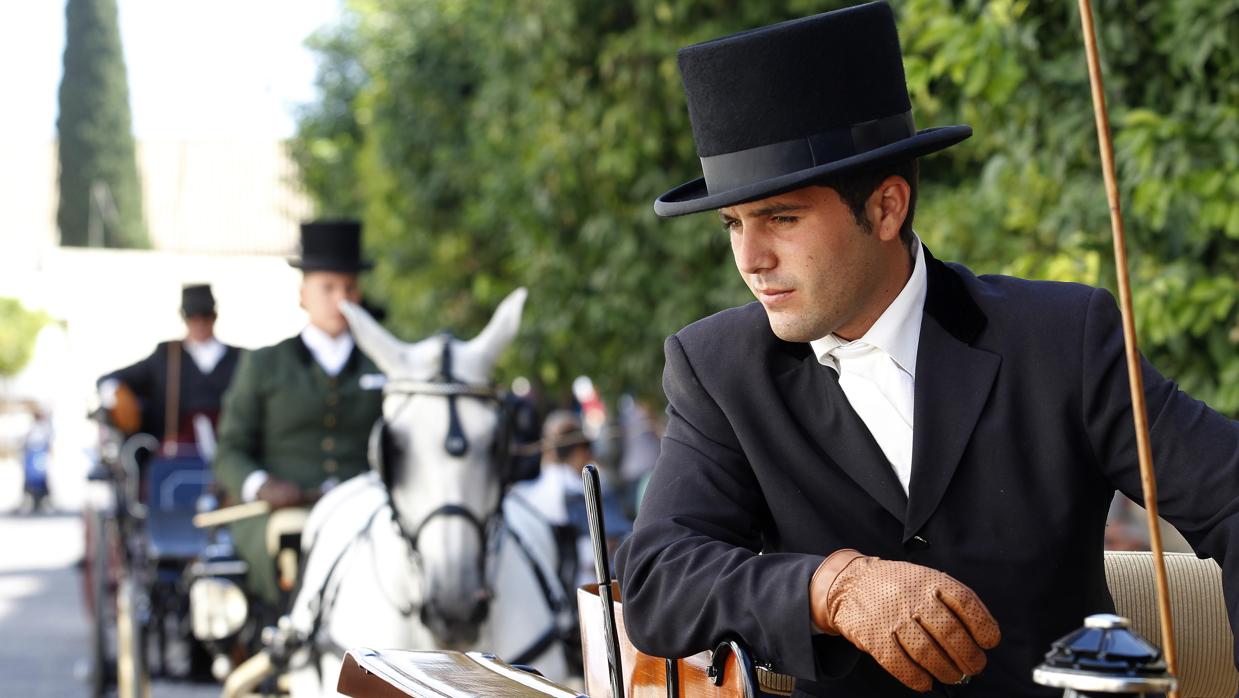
[583, 463, 625, 698]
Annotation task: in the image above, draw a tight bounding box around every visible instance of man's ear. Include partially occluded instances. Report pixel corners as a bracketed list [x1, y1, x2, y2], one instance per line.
[870, 175, 910, 242]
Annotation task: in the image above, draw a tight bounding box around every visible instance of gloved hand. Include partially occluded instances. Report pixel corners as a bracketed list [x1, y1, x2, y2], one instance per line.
[810, 549, 1001, 692]
[256, 477, 303, 510]
[108, 382, 142, 435]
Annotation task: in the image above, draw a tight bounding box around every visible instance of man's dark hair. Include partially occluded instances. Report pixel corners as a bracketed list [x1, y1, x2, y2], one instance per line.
[815, 158, 919, 247]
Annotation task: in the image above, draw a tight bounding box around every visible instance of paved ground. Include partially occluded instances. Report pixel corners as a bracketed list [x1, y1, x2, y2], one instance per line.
[0, 459, 217, 697]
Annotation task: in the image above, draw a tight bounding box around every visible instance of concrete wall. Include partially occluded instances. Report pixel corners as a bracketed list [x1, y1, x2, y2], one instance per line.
[0, 137, 319, 509]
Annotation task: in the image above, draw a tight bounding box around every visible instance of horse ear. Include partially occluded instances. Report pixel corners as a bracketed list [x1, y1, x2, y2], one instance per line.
[340, 300, 405, 376]
[461, 287, 527, 374]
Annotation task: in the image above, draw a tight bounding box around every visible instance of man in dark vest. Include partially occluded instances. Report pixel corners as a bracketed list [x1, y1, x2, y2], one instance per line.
[99, 283, 241, 455]
[213, 220, 384, 607]
[614, 3, 1239, 696]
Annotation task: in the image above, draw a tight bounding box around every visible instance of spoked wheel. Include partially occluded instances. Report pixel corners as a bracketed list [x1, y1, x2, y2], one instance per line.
[88, 510, 116, 698]
[115, 573, 150, 698]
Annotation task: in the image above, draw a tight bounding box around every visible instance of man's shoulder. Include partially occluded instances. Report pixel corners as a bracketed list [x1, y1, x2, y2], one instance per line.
[667, 302, 803, 383]
[240, 336, 304, 367]
[672, 301, 776, 354]
[939, 260, 1113, 354]
[950, 261, 1102, 318]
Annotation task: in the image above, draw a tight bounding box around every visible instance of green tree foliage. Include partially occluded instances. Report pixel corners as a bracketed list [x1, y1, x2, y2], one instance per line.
[295, 0, 1238, 413]
[290, 15, 368, 219]
[56, 0, 147, 248]
[0, 299, 50, 379]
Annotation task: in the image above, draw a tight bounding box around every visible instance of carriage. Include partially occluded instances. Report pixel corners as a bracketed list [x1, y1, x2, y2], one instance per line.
[82, 414, 216, 698]
[169, 289, 1234, 698]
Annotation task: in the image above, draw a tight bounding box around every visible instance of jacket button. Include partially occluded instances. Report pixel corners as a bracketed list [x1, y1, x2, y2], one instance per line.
[322, 437, 335, 452]
[323, 414, 337, 428]
[325, 393, 339, 407]
[906, 535, 931, 550]
[323, 458, 338, 473]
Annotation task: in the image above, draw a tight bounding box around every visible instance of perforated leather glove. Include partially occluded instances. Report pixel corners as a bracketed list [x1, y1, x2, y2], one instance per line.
[809, 549, 1001, 692]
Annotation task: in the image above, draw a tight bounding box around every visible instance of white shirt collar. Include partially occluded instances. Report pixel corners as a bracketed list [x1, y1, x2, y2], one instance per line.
[809, 234, 927, 377]
[183, 336, 226, 374]
[300, 325, 355, 376]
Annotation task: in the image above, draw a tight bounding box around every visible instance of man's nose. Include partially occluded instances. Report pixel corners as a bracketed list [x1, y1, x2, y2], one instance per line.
[734, 228, 774, 275]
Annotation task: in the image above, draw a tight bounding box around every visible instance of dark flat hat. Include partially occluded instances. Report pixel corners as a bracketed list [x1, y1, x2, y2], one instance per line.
[181, 284, 216, 317]
[654, 1, 971, 217]
[289, 220, 374, 273]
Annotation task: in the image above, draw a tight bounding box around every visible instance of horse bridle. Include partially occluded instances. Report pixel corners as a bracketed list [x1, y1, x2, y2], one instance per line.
[379, 339, 510, 625]
[301, 339, 565, 678]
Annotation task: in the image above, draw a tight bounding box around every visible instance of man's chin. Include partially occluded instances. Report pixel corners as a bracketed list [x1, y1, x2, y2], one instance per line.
[763, 311, 820, 343]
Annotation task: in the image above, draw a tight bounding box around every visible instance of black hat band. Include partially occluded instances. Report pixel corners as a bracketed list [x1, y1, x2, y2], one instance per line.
[700, 110, 914, 195]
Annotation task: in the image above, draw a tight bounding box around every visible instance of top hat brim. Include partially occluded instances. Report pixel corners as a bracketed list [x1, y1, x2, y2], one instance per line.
[654, 125, 970, 217]
[181, 303, 216, 317]
[288, 257, 375, 273]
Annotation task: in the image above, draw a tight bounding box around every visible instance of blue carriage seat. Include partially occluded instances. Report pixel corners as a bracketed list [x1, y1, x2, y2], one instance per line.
[145, 453, 213, 562]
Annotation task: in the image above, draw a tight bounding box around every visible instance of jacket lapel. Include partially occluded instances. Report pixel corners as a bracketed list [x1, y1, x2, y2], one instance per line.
[904, 249, 1000, 541]
[774, 349, 908, 525]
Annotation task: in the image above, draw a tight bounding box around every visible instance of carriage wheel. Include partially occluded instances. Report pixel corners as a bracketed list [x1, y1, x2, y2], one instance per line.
[115, 574, 150, 698]
[87, 510, 115, 698]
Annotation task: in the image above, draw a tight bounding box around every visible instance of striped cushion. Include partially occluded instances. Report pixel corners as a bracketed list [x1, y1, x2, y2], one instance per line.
[1105, 551, 1237, 698]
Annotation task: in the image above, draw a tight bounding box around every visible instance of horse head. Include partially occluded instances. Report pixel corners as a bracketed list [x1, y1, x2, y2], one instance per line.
[340, 288, 527, 648]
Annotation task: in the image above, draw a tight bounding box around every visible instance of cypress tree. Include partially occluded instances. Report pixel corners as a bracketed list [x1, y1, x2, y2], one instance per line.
[56, 0, 147, 248]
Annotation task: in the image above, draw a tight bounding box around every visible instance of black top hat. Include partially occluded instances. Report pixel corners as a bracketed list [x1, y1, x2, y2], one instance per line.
[181, 284, 216, 317]
[289, 220, 374, 273]
[654, 1, 971, 217]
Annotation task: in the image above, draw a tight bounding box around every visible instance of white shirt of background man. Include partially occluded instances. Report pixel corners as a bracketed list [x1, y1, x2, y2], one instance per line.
[239, 326, 357, 503]
[809, 235, 926, 494]
[184, 336, 226, 374]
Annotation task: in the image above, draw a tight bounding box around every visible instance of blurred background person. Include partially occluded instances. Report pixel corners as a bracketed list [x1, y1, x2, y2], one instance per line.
[512, 409, 631, 590]
[96, 283, 240, 459]
[212, 220, 384, 610]
[616, 394, 662, 518]
[21, 403, 54, 513]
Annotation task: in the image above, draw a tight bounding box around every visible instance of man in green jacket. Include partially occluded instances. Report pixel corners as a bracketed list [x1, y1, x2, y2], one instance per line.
[213, 220, 384, 607]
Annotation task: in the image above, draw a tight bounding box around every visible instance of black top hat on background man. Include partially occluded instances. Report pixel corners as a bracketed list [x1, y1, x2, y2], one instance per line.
[655, 0, 971, 217]
[289, 220, 374, 273]
[181, 284, 216, 318]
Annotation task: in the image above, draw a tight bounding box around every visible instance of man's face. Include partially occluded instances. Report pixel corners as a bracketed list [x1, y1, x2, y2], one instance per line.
[184, 314, 216, 342]
[300, 271, 363, 336]
[721, 184, 904, 342]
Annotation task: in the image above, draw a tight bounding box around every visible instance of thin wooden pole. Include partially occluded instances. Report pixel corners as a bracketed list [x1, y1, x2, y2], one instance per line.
[1076, 0, 1178, 689]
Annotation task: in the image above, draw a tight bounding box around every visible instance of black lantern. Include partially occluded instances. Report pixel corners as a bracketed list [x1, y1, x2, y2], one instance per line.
[1032, 614, 1176, 697]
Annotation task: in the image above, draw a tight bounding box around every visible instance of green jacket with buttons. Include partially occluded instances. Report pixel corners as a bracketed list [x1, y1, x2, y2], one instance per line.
[213, 335, 384, 604]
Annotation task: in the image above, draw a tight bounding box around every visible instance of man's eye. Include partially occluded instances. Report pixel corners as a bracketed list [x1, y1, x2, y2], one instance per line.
[772, 215, 798, 225]
[722, 219, 741, 233]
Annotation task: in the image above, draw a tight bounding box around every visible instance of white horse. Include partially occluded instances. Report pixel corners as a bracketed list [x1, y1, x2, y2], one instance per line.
[285, 288, 571, 696]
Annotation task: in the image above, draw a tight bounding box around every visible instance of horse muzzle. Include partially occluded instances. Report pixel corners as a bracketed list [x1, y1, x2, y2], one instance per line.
[420, 590, 491, 647]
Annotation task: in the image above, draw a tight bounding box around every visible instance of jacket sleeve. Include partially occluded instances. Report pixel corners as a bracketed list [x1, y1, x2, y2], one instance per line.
[212, 349, 264, 501]
[614, 334, 837, 680]
[100, 346, 159, 398]
[1081, 287, 1239, 662]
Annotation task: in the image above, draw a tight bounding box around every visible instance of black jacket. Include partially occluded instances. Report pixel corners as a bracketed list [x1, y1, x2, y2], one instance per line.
[615, 249, 1239, 697]
[102, 340, 241, 443]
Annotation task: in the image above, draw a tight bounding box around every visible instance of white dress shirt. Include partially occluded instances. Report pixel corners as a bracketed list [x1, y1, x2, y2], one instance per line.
[300, 325, 355, 377]
[240, 326, 356, 503]
[809, 236, 927, 494]
[184, 337, 227, 374]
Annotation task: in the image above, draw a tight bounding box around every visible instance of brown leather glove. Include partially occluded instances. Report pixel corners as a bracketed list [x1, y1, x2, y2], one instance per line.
[810, 549, 1001, 692]
[256, 477, 304, 510]
[110, 383, 142, 435]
